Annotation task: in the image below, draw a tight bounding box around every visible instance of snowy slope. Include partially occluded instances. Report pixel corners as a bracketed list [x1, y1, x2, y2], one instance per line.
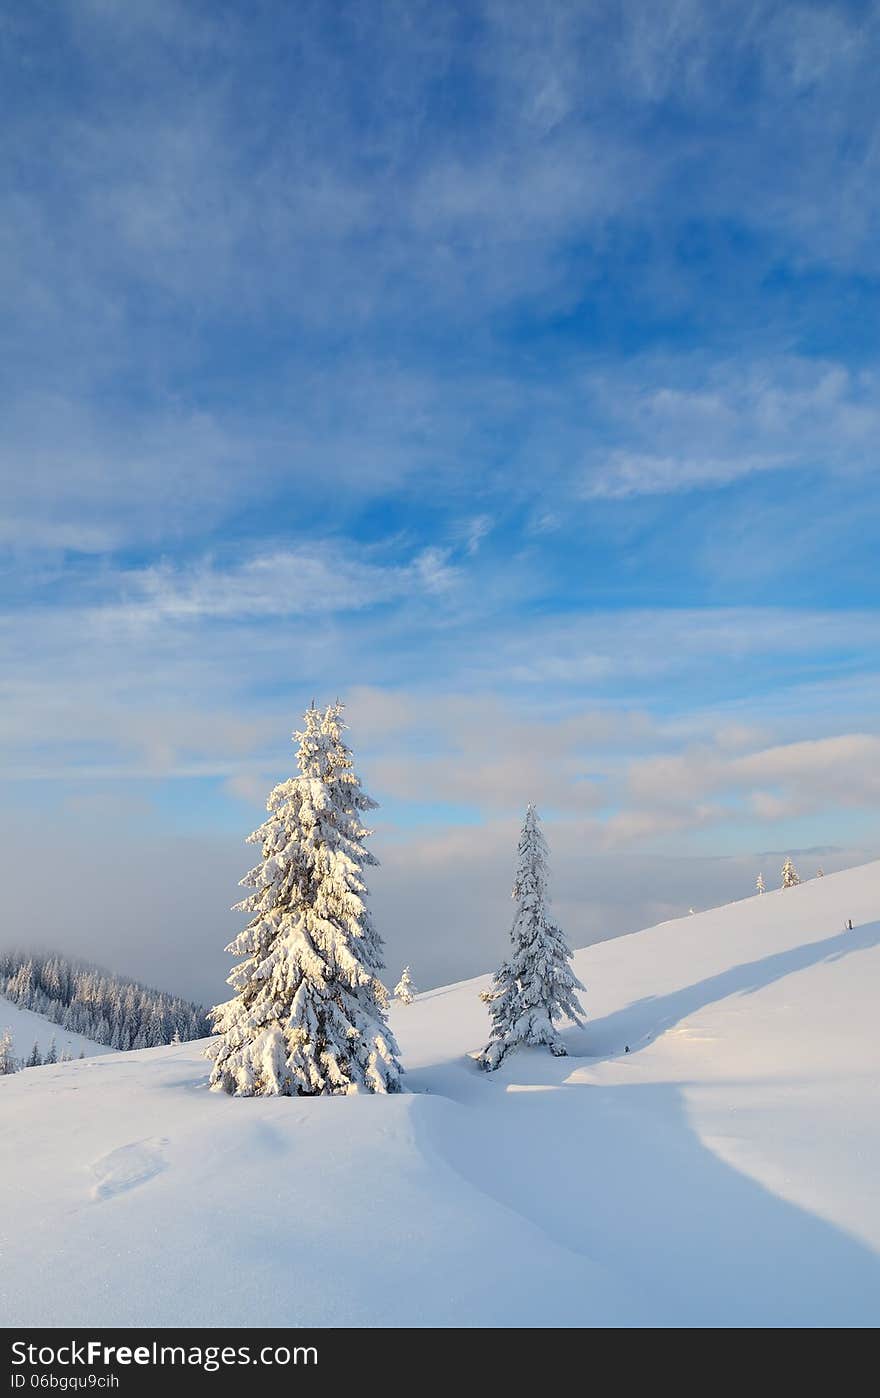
[2, 861, 880, 1327]
[0, 994, 111, 1064]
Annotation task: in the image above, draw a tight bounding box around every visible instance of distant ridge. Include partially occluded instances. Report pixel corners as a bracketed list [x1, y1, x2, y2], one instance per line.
[0, 948, 209, 1050]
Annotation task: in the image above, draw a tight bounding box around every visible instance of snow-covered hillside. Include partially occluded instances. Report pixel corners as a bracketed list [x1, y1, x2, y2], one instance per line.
[2, 861, 879, 1327]
[0, 994, 110, 1064]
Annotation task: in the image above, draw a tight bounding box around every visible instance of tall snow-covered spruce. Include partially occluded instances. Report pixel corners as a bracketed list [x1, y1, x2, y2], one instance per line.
[207, 703, 402, 1096]
[480, 804, 585, 1071]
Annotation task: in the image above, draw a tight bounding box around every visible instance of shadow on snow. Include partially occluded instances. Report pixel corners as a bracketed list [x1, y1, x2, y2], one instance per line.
[407, 919, 880, 1325]
[578, 918, 880, 1059]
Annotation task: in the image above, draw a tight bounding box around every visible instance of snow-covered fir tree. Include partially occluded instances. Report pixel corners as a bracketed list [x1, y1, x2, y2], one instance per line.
[0, 1029, 16, 1075]
[781, 857, 800, 889]
[44, 1036, 58, 1065]
[394, 966, 416, 1004]
[756, 872, 765, 895]
[479, 804, 585, 1071]
[26, 1041, 41, 1068]
[208, 702, 402, 1097]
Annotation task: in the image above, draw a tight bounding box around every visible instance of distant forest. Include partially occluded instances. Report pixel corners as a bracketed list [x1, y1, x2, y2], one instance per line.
[0, 949, 210, 1050]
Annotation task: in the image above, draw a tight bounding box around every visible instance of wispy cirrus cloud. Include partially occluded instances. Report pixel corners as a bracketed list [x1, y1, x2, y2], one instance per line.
[581, 358, 880, 499]
[584, 451, 784, 500]
[111, 545, 457, 624]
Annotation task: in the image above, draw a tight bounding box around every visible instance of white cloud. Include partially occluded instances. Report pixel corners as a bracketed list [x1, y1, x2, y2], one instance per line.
[34, 541, 469, 634]
[123, 549, 414, 622]
[600, 802, 724, 848]
[623, 731, 880, 835]
[463, 515, 493, 555]
[580, 357, 880, 500]
[411, 547, 459, 595]
[584, 450, 783, 500]
[734, 734, 880, 812]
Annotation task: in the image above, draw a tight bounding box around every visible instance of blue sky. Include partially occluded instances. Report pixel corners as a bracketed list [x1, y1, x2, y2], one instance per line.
[2, 1, 880, 1000]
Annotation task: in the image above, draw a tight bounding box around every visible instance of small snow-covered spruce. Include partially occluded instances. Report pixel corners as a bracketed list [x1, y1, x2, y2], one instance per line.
[756, 872, 765, 895]
[394, 966, 416, 1005]
[207, 702, 402, 1097]
[781, 857, 800, 889]
[26, 1041, 42, 1068]
[0, 1028, 16, 1075]
[44, 1035, 58, 1065]
[479, 804, 585, 1071]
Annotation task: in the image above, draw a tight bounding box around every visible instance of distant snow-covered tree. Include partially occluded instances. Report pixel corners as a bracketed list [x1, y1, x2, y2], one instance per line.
[44, 1036, 58, 1065]
[816, 867, 825, 879]
[394, 966, 416, 1004]
[756, 872, 765, 895]
[26, 1041, 42, 1068]
[781, 857, 800, 889]
[480, 804, 585, 1071]
[0, 1029, 16, 1075]
[208, 703, 402, 1097]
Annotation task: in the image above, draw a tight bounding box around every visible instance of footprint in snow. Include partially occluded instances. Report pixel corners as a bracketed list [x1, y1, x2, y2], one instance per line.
[90, 1137, 169, 1201]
